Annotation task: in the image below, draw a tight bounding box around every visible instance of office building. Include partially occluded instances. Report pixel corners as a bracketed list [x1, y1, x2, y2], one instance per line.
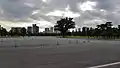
[32, 24, 39, 34]
[27, 26, 32, 34]
[45, 28, 49, 33]
[50, 27, 54, 33]
[82, 27, 89, 32]
[27, 24, 39, 34]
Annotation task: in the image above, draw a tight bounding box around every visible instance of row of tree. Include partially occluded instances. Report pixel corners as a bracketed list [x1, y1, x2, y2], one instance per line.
[54, 17, 120, 39]
[0, 27, 27, 37]
[0, 17, 120, 39]
[71, 22, 120, 38]
[0, 27, 8, 36]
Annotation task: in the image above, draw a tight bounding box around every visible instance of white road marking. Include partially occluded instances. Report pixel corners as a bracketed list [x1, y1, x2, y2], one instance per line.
[88, 62, 120, 68]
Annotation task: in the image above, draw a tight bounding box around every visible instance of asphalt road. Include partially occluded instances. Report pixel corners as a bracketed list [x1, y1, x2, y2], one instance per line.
[0, 36, 120, 68]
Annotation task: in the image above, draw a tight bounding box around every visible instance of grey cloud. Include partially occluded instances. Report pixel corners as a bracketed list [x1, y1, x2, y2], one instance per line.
[0, 0, 47, 22]
[92, 0, 120, 12]
[93, 0, 120, 25]
[95, 0, 115, 11]
[75, 0, 120, 27]
[0, 0, 120, 29]
[48, 0, 89, 12]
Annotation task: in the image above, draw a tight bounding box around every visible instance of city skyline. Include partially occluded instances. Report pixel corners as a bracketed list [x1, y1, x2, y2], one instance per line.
[0, 22, 119, 33]
[0, 0, 120, 31]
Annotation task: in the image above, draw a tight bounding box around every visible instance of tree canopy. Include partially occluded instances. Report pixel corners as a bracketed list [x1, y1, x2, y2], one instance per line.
[54, 17, 75, 37]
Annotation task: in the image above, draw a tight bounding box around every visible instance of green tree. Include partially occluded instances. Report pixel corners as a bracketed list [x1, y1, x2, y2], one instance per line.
[117, 25, 120, 38]
[21, 27, 26, 37]
[54, 17, 75, 37]
[105, 22, 113, 38]
[0, 27, 8, 36]
[112, 28, 118, 39]
[100, 24, 106, 31]
[106, 22, 112, 28]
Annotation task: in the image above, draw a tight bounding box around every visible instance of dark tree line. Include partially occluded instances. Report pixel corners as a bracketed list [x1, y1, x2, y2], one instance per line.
[71, 22, 120, 39]
[54, 17, 120, 39]
[0, 27, 8, 36]
[8, 27, 27, 37]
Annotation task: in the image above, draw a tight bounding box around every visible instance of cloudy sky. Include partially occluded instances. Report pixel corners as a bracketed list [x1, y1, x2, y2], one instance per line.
[0, 0, 120, 31]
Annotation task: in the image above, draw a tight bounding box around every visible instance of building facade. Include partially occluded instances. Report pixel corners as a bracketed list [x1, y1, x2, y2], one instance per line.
[27, 24, 39, 35]
[50, 27, 54, 33]
[32, 24, 39, 34]
[82, 27, 89, 32]
[45, 28, 49, 33]
[27, 26, 32, 34]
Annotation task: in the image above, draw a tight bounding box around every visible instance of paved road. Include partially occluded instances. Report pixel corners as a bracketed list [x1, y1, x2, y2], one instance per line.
[0, 36, 120, 68]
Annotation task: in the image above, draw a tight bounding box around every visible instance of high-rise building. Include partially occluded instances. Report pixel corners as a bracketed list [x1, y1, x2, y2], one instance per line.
[82, 27, 86, 32]
[87, 28, 89, 31]
[32, 24, 39, 34]
[50, 27, 54, 33]
[27, 26, 32, 34]
[45, 28, 49, 33]
[27, 24, 39, 34]
[82, 27, 89, 32]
